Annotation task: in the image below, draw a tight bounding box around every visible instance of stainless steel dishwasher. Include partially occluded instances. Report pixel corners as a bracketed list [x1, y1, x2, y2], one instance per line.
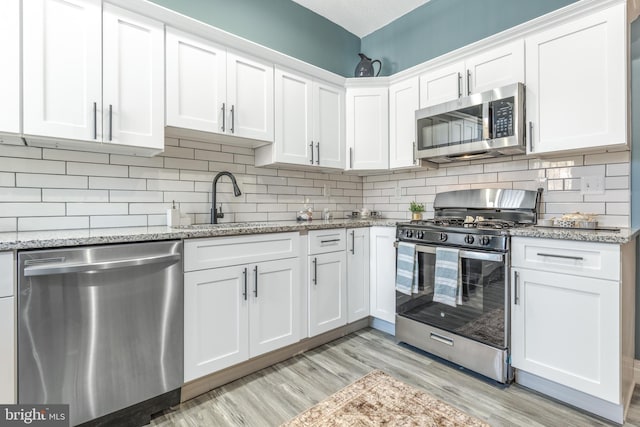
[18, 240, 183, 427]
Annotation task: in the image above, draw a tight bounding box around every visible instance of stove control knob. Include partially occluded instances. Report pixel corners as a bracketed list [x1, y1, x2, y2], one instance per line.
[439, 232, 448, 242]
[464, 234, 475, 244]
[480, 236, 491, 246]
[406, 230, 413, 238]
[417, 231, 424, 239]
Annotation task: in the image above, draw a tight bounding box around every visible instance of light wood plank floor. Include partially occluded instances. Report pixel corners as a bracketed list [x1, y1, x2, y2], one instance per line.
[150, 328, 640, 426]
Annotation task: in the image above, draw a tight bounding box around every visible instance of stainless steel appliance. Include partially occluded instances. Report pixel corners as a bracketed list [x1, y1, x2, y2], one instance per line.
[395, 188, 541, 383]
[415, 83, 525, 163]
[18, 240, 183, 426]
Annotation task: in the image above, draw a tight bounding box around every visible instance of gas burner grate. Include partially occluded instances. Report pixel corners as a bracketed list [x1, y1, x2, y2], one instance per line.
[473, 219, 517, 229]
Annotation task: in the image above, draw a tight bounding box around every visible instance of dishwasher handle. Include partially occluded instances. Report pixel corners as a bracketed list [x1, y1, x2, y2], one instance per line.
[23, 253, 181, 276]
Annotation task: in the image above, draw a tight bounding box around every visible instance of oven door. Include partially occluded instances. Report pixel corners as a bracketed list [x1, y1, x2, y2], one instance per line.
[396, 244, 508, 349]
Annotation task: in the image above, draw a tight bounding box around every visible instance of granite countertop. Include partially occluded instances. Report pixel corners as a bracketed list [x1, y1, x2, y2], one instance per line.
[0, 219, 398, 251]
[509, 226, 639, 244]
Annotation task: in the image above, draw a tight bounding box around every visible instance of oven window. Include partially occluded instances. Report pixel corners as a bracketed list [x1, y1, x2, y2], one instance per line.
[417, 105, 483, 150]
[396, 250, 506, 349]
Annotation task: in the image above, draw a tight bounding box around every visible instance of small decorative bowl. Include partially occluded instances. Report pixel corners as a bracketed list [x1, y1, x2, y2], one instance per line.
[554, 219, 576, 228]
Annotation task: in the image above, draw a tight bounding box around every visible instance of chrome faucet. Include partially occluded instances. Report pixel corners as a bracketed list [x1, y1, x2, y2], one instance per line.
[211, 171, 242, 224]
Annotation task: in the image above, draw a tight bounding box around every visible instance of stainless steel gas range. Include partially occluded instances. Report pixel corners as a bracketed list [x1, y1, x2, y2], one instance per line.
[395, 188, 542, 383]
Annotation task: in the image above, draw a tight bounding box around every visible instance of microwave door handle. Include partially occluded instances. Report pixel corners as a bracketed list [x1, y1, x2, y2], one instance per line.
[483, 101, 491, 140]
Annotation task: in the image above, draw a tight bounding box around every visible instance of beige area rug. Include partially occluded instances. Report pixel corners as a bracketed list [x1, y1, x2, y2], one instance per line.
[282, 370, 489, 427]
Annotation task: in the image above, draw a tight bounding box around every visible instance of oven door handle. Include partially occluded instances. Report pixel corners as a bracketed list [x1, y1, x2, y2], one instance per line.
[410, 244, 504, 262]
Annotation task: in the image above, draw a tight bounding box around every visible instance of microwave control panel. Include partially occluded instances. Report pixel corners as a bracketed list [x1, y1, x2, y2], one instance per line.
[491, 97, 514, 138]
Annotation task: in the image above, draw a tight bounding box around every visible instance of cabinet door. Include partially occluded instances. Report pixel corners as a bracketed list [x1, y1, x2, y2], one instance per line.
[511, 268, 619, 403]
[274, 68, 313, 166]
[466, 40, 524, 94]
[0, 0, 20, 137]
[525, 4, 625, 154]
[0, 297, 15, 404]
[369, 226, 396, 323]
[23, 0, 102, 141]
[249, 258, 300, 357]
[346, 87, 389, 171]
[347, 228, 369, 323]
[227, 52, 274, 142]
[184, 266, 249, 382]
[389, 77, 419, 169]
[308, 252, 347, 336]
[419, 61, 464, 108]
[103, 4, 164, 151]
[166, 28, 227, 134]
[314, 81, 345, 169]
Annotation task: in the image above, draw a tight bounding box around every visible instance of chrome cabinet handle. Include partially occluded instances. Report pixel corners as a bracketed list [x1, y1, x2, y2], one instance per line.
[310, 141, 314, 164]
[457, 72, 462, 98]
[230, 105, 235, 133]
[430, 332, 453, 346]
[23, 254, 180, 276]
[108, 104, 113, 141]
[316, 142, 320, 165]
[350, 231, 355, 254]
[243, 267, 248, 300]
[529, 121, 533, 152]
[513, 270, 520, 305]
[221, 103, 226, 132]
[466, 69, 471, 95]
[93, 102, 97, 139]
[312, 257, 317, 285]
[320, 239, 340, 244]
[536, 252, 584, 261]
[253, 265, 258, 297]
[349, 147, 353, 169]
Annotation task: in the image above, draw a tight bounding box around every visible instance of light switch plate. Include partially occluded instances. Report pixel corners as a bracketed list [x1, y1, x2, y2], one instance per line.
[580, 175, 605, 195]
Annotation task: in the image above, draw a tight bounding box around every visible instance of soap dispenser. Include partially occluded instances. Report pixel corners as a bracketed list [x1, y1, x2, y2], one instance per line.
[167, 201, 180, 227]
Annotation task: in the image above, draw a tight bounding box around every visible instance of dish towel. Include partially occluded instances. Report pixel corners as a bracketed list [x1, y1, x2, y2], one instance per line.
[395, 242, 419, 295]
[433, 247, 462, 307]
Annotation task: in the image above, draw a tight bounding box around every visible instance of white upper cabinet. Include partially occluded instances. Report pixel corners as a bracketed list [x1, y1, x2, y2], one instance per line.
[256, 67, 344, 169]
[525, 3, 626, 155]
[23, 0, 102, 142]
[103, 4, 164, 151]
[419, 41, 524, 108]
[389, 77, 419, 169]
[23, 0, 164, 155]
[0, 0, 21, 141]
[346, 86, 389, 171]
[166, 28, 274, 146]
[165, 28, 227, 135]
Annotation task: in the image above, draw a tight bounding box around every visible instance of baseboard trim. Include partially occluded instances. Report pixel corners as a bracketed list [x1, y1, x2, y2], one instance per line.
[180, 318, 369, 402]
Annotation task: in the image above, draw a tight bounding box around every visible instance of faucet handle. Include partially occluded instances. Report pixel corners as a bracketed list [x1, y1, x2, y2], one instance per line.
[216, 204, 224, 219]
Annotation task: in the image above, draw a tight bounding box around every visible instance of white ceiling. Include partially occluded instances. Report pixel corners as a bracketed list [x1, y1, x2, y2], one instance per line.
[291, 0, 431, 38]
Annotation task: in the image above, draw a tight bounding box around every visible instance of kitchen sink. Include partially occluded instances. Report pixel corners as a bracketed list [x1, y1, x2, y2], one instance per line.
[171, 222, 273, 230]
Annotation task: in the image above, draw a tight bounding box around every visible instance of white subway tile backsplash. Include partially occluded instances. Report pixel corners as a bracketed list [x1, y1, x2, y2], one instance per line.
[0, 218, 16, 232]
[161, 146, 195, 159]
[67, 162, 128, 177]
[278, 169, 306, 178]
[605, 176, 629, 189]
[110, 154, 164, 168]
[19, 216, 89, 231]
[257, 176, 287, 186]
[583, 189, 629, 203]
[109, 191, 163, 203]
[584, 151, 630, 165]
[545, 202, 605, 215]
[179, 139, 222, 152]
[0, 157, 65, 174]
[528, 156, 583, 169]
[0, 173, 15, 187]
[165, 158, 208, 171]
[233, 154, 254, 165]
[288, 178, 314, 187]
[90, 215, 147, 228]
[606, 202, 630, 215]
[0, 203, 65, 217]
[194, 150, 234, 162]
[607, 163, 630, 176]
[0, 188, 41, 202]
[483, 160, 529, 173]
[0, 145, 43, 159]
[130, 166, 180, 180]
[458, 173, 497, 184]
[89, 177, 147, 190]
[43, 189, 109, 202]
[43, 149, 109, 164]
[17, 173, 87, 189]
[129, 203, 172, 215]
[67, 203, 129, 216]
[163, 192, 208, 203]
[209, 162, 245, 174]
[147, 179, 194, 192]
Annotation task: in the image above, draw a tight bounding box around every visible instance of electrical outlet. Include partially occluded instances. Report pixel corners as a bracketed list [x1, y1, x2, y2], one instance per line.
[580, 176, 605, 195]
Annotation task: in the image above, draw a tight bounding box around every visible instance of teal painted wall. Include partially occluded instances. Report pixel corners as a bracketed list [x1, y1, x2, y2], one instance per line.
[148, 0, 361, 77]
[630, 18, 640, 358]
[361, 0, 578, 76]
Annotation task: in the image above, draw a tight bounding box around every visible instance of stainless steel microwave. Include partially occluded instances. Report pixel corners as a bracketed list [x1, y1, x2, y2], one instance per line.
[415, 82, 525, 163]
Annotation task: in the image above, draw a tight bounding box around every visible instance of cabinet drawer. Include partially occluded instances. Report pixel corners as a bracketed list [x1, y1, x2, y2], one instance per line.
[511, 237, 619, 281]
[308, 229, 346, 255]
[0, 252, 14, 298]
[185, 232, 299, 272]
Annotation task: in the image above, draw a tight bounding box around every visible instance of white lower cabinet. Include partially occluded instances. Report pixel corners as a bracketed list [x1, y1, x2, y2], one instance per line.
[184, 233, 300, 382]
[347, 228, 369, 322]
[511, 236, 634, 423]
[308, 229, 347, 337]
[0, 251, 15, 404]
[369, 226, 396, 324]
